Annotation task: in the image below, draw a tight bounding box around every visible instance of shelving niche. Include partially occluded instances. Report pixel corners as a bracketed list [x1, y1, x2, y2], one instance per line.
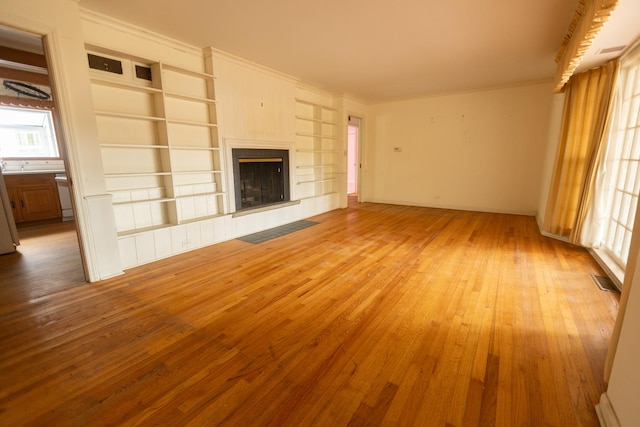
[88, 48, 226, 236]
[294, 98, 339, 199]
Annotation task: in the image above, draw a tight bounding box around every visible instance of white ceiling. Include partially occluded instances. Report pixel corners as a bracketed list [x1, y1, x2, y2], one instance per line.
[4, 1, 640, 102]
[575, 0, 640, 73]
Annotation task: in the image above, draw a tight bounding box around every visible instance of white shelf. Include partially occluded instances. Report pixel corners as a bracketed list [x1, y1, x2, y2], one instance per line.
[164, 91, 218, 104]
[175, 191, 225, 199]
[91, 48, 227, 235]
[172, 170, 223, 175]
[112, 197, 175, 206]
[295, 115, 321, 123]
[169, 145, 220, 151]
[295, 97, 341, 200]
[90, 76, 162, 93]
[161, 63, 215, 79]
[117, 223, 174, 238]
[296, 132, 338, 139]
[295, 115, 337, 126]
[95, 110, 165, 122]
[178, 213, 224, 225]
[100, 143, 169, 149]
[296, 177, 338, 185]
[167, 118, 218, 128]
[296, 149, 338, 153]
[295, 98, 337, 111]
[297, 164, 337, 169]
[104, 171, 171, 178]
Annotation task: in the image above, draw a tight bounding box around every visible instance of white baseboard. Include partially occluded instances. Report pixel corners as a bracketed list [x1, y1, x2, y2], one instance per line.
[596, 393, 621, 427]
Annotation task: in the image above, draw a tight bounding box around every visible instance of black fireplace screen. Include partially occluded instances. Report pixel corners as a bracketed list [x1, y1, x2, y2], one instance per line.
[232, 149, 290, 210]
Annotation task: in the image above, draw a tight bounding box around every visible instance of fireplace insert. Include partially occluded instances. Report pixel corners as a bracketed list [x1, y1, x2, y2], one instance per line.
[232, 148, 290, 211]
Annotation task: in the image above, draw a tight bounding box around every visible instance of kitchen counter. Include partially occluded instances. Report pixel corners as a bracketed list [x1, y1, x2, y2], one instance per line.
[54, 175, 69, 186]
[2, 169, 65, 175]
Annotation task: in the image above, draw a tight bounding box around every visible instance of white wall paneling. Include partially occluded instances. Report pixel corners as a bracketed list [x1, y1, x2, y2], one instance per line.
[210, 50, 297, 141]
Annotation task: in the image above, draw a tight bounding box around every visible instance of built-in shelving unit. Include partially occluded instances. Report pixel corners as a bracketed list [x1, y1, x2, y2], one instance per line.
[88, 48, 226, 236]
[294, 98, 339, 199]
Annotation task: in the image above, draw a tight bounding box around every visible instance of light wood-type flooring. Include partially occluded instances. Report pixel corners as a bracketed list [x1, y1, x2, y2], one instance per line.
[0, 201, 620, 426]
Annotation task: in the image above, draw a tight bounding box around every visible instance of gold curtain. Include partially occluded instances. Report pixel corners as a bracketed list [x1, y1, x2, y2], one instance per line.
[542, 60, 619, 241]
[553, 0, 619, 93]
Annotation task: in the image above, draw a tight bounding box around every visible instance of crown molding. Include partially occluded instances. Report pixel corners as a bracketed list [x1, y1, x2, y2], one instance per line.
[79, 8, 202, 57]
[206, 47, 298, 84]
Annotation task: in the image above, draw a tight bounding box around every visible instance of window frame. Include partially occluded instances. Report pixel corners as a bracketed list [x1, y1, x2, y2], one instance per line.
[601, 51, 640, 269]
[0, 105, 62, 160]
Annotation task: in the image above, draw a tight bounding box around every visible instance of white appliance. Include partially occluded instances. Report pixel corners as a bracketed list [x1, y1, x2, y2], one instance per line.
[55, 173, 74, 220]
[0, 171, 20, 254]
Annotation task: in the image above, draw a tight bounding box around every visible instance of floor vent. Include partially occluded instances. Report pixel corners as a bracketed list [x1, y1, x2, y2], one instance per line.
[591, 274, 619, 292]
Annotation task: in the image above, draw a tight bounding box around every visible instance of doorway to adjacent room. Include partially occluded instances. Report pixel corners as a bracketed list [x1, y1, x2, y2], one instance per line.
[0, 24, 86, 289]
[347, 116, 360, 198]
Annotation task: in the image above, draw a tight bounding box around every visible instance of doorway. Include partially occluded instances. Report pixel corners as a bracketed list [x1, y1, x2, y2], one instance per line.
[0, 24, 85, 289]
[347, 116, 361, 198]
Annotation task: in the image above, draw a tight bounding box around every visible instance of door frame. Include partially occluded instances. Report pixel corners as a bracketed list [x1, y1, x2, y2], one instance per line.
[347, 115, 362, 202]
[0, 22, 90, 280]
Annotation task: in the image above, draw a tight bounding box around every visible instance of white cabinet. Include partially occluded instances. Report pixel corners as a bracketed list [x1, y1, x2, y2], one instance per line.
[88, 49, 226, 236]
[294, 99, 340, 199]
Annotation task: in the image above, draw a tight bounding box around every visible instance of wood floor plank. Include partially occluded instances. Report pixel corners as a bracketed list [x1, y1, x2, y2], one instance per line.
[0, 201, 619, 426]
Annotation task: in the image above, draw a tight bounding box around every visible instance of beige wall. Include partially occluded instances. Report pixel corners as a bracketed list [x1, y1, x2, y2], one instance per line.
[365, 83, 556, 215]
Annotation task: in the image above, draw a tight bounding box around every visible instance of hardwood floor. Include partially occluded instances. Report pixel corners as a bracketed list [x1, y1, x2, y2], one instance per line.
[0, 202, 619, 426]
[0, 219, 85, 306]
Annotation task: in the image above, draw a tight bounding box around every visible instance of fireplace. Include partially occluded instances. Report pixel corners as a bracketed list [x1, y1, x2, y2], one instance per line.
[232, 148, 290, 211]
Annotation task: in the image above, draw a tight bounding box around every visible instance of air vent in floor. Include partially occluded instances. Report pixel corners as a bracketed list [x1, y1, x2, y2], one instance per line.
[591, 274, 619, 292]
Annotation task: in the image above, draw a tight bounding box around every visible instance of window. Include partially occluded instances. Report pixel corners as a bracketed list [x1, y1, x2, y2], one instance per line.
[601, 54, 640, 268]
[0, 106, 59, 159]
